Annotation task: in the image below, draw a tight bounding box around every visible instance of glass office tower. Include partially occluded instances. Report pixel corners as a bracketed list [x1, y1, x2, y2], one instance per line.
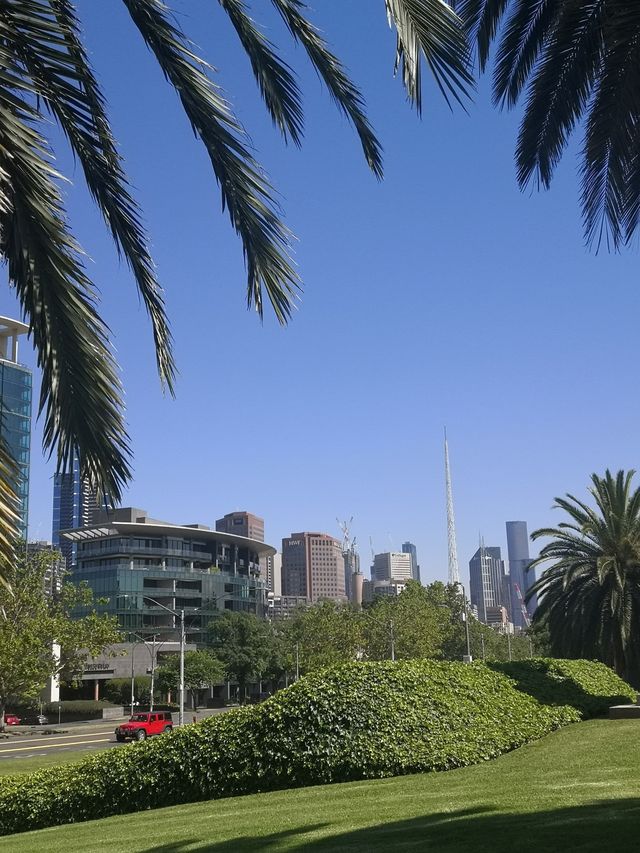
[0, 318, 32, 539]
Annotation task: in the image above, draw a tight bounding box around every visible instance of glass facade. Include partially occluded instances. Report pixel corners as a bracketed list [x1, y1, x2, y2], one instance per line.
[70, 520, 270, 646]
[0, 360, 32, 538]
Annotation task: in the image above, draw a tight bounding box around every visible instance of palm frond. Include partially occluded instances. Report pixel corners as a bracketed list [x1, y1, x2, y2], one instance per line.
[385, 0, 473, 112]
[0, 58, 132, 504]
[457, 0, 509, 70]
[270, 0, 383, 178]
[515, 0, 605, 190]
[3, 0, 176, 391]
[0, 439, 20, 590]
[217, 0, 303, 144]
[123, 0, 299, 322]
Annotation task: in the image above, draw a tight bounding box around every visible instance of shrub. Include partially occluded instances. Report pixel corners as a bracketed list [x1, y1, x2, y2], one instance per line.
[488, 658, 635, 717]
[0, 659, 632, 836]
[11, 700, 116, 723]
[103, 677, 151, 707]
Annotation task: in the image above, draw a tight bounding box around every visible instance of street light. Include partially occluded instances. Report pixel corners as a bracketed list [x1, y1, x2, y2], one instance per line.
[130, 633, 161, 712]
[143, 596, 186, 726]
[456, 582, 473, 662]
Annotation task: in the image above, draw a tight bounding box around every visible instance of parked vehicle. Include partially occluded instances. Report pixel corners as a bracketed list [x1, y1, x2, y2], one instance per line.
[4, 714, 21, 726]
[23, 713, 48, 726]
[115, 711, 173, 742]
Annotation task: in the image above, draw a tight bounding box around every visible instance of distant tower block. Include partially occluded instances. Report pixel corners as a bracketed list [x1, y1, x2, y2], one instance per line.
[444, 429, 460, 586]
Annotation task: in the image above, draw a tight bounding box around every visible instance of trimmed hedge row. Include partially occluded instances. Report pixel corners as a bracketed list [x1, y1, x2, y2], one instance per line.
[0, 658, 633, 836]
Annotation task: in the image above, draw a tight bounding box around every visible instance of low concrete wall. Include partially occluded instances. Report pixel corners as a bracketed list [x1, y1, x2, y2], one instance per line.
[101, 707, 125, 720]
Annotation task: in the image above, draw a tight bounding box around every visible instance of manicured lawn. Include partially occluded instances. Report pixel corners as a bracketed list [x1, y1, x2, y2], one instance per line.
[1, 719, 639, 852]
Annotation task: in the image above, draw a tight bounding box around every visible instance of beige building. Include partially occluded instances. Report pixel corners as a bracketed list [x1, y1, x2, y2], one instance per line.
[215, 511, 265, 542]
[282, 532, 346, 603]
[372, 552, 413, 583]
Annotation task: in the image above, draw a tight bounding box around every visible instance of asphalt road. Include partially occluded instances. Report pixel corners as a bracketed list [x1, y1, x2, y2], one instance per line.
[0, 726, 121, 760]
[0, 707, 232, 761]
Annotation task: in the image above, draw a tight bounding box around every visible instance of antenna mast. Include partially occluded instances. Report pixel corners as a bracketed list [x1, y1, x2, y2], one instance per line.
[444, 428, 460, 585]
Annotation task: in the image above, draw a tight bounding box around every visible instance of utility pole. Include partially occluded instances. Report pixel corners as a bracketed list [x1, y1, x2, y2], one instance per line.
[179, 609, 185, 727]
[295, 642, 300, 680]
[130, 643, 136, 716]
[507, 630, 512, 662]
[390, 620, 396, 662]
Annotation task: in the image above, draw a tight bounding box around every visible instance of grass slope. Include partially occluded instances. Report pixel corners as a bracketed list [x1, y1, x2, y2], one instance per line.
[1, 719, 639, 853]
[0, 750, 105, 777]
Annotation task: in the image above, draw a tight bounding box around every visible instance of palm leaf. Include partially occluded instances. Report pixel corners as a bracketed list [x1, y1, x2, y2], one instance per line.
[0, 439, 20, 590]
[270, 0, 383, 178]
[217, 0, 304, 144]
[123, 0, 299, 322]
[385, 0, 473, 112]
[4, 0, 175, 391]
[0, 57, 132, 506]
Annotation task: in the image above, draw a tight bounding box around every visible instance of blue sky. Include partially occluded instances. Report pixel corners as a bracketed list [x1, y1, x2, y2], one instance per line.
[2, 1, 639, 587]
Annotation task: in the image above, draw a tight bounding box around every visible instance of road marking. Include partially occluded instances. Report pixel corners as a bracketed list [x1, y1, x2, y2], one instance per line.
[0, 736, 114, 754]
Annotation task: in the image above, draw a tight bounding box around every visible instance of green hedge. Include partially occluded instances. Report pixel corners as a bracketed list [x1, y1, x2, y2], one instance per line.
[488, 658, 635, 717]
[0, 659, 633, 836]
[10, 700, 116, 723]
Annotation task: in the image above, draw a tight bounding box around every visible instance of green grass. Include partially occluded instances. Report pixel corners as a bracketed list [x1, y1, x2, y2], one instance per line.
[1, 719, 639, 852]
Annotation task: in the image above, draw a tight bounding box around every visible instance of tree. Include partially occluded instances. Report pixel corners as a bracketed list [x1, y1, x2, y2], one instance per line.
[362, 581, 447, 660]
[460, 0, 640, 250]
[156, 650, 224, 710]
[0, 0, 470, 583]
[207, 611, 271, 701]
[0, 547, 121, 728]
[283, 600, 363, 674]
[528, 470, 640, 684]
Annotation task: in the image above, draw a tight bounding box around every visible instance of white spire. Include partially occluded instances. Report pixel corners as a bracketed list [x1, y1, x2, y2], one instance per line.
[444, 428, 460, 585]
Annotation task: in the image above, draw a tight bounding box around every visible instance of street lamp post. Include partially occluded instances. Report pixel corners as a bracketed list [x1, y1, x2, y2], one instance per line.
[143, 596, 186, 727]
[456, 582, 473, 662]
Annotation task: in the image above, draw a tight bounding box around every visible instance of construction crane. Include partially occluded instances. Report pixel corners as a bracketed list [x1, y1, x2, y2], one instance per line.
[513, 583, 531, 628]
[337, 517, 354, 553]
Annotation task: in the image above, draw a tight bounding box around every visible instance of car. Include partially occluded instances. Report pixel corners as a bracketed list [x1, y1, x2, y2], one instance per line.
[22, 713, 48, 726]
[115, 711, 173, 742]
[4, 714, 21, 726]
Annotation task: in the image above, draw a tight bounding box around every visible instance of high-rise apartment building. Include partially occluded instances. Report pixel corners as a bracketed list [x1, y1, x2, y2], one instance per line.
[52, 452, 103, 568]
[469, 545, 510, 623]
[402, 541, 420, 582]
[0, 317, 32, 539]
[343, 547, 360, 599]
[281, 532, 346, 603]
[64, 506, 274, 645]
[216, 511, 264, 542]
[372, 551, 413, 583]
[506, 521, 537, 629]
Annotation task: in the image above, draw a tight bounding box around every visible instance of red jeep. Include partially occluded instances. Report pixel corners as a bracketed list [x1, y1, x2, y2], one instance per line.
[115, 711, 173, 742]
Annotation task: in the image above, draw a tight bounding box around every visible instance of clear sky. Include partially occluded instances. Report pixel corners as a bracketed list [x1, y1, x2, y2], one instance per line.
[2, 1, 639, 588]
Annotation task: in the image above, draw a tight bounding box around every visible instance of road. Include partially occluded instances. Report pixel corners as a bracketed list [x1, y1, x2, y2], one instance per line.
[0, 708, 231, 761]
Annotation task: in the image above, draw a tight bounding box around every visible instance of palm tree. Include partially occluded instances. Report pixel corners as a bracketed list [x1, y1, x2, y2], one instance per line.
[528, 470, 640, 685]
[0, 0, 471, 583]
[459, 0, 640, 250]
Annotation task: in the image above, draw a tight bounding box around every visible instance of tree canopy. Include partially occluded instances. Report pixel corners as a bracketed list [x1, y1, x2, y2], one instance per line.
[0, 547, 121, 728]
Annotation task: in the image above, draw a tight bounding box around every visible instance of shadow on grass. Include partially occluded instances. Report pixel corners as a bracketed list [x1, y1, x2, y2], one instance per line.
[138, 798, 640, 852]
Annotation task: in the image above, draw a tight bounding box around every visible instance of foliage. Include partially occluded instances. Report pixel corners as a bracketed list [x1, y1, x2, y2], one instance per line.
[102, 677, 151, 708]
[0, 658, 631, 836]
[528, 470, 640, 685]
[283, 600, 364, 673]
[156, 651, 224, 710]
[0, 0, 470, 585]
[459, 0, 640, 250]
[0, 549, 121, 728]
[489, 658, 635, 718]
[208, 611, 271, 699]
[362, 580, 448, 660]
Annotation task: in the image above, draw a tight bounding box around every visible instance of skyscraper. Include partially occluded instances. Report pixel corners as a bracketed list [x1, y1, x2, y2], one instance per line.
[281, 532, 346, 603]
[372, 551, 413, 583]
[0, 317, 32, 539]
[52, 452, 104, 568]
[215, 511, 265, 542]
[469, 544, 509, 623]
[506, 521, 537, 629]
[402, 541, 420, 582]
